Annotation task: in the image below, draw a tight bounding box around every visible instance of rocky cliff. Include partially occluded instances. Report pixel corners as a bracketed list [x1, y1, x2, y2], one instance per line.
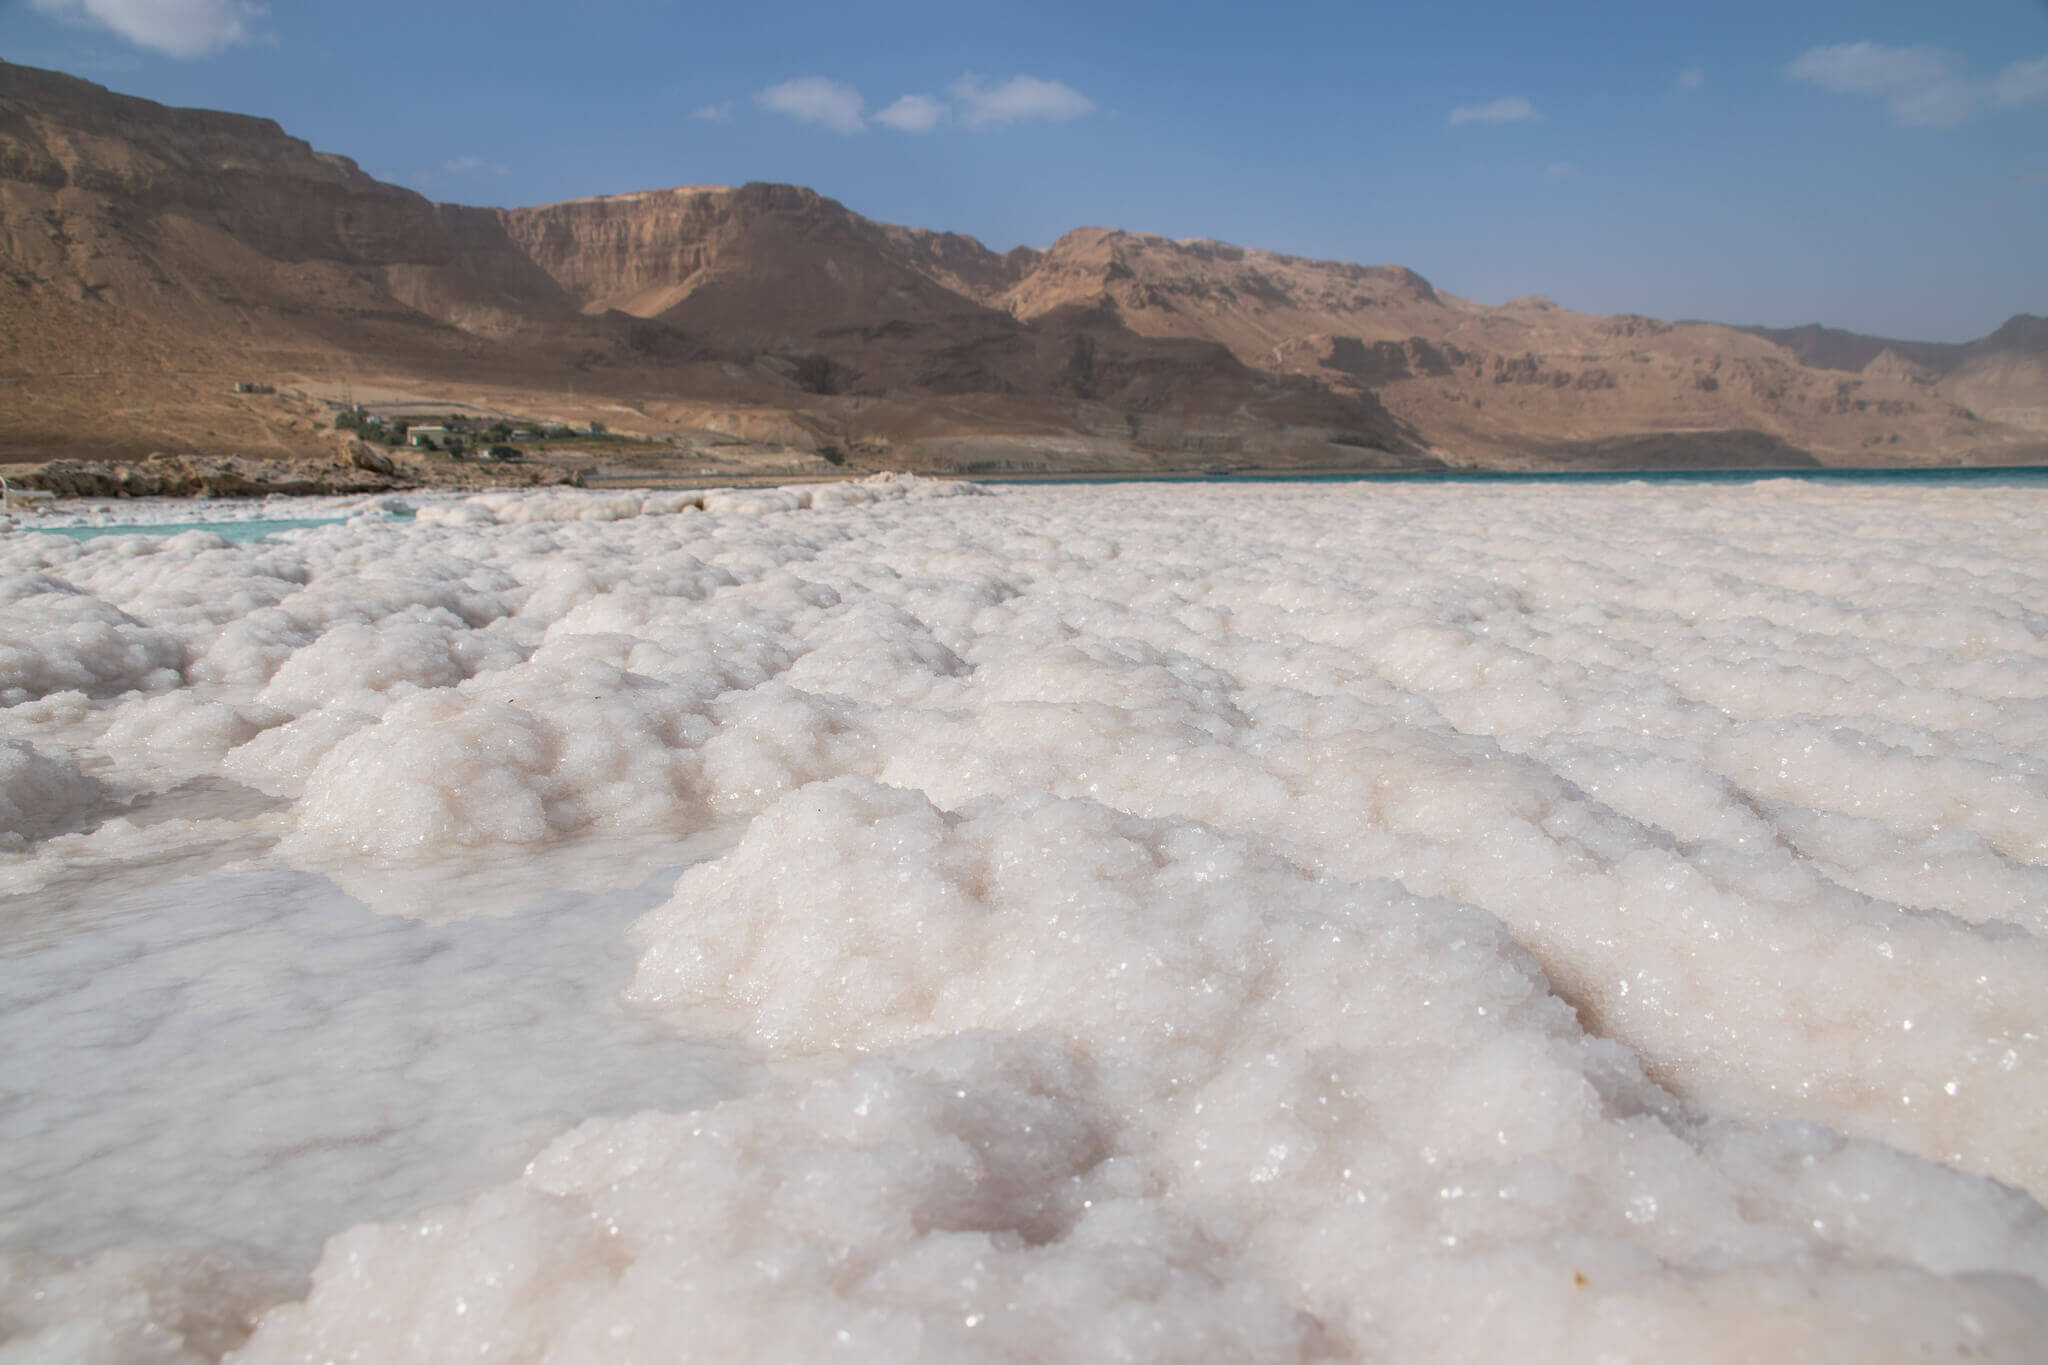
[2, 59, 2041, 473]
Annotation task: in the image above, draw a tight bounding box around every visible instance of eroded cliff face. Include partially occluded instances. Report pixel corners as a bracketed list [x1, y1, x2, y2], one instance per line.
[504, 183, 1023, 343]
[504, 186, 738, 317]
[1, 57, 2041, 471]
[997, 227, 1447, 342]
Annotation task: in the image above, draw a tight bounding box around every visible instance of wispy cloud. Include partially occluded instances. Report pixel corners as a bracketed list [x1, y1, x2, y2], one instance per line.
[442, 155, 505, 176]
[1545, 161, 1579, 181]
[1789, 42, 2048, 128]
[949, 75, 1096, 129]
[1448, 96, 1538, 127]
[874, 93, 946, 133]
[28, 0, 264, 58]
[1676, 67, 1705, 92]
[1788, 42, 1976, 127]
[692, 101, 735, 124]
[753, 74, 1096, 135]
[1996, 55, 2048, 109]
[757, 77, 868, 134]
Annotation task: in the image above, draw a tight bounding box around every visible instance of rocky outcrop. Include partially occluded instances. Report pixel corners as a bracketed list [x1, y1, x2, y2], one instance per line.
[1863, 348, 1933, 384]
[338, 439, 396, 475]
[6, 454, 407, 498]
[0, 449, 591, 498]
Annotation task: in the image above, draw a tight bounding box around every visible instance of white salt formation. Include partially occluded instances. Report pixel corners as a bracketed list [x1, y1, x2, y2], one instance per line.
[0, 862, 750, 1271]
[3, 472, 2048, 1361]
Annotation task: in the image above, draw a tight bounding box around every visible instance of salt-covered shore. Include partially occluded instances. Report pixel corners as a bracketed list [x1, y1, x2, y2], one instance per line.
[4, 473, 2047, 1361]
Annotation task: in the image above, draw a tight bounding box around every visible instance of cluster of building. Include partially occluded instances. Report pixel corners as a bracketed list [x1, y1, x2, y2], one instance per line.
[328, 396, 614, 460]
[402, 417, 608, 458]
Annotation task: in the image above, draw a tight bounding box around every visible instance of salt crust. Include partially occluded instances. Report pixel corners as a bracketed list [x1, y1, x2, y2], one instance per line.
[4, 474, 2048, 1360]
[0, 862, 751, 1275]
[0, 1248, 298, 1365]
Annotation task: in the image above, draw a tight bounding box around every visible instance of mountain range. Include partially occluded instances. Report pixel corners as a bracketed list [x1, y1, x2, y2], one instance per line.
[3, 58, 2043, 478]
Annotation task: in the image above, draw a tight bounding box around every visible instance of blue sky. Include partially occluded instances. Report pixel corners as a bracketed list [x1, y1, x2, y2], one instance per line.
[5, 0, 2046, 341]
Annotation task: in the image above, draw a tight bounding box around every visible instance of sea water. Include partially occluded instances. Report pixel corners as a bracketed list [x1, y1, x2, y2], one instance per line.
[3, 472, 2047, 1362]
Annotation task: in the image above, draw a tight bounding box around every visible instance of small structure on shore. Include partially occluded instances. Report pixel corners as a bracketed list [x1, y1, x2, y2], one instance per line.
[1, 473, 57, 512]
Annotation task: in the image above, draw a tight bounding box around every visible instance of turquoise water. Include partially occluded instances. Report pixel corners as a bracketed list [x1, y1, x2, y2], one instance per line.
[33, 517, 351, 542]
[11, 468, 2048, 545]
[25, 510, 416, 542]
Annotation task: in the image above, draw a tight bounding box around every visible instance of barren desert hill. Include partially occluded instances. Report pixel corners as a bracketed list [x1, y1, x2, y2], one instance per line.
[941, 227, 2047, 466]
[1729, 314, 2048, 375]
[486, 185, 2047, 467]
[2, 57, 2043, 478]
[1729, 315, 2048, 440]
[0, 59, 1396, 472]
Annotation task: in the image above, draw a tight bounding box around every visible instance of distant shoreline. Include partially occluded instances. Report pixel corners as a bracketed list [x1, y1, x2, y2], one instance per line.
[590, 464, 2048, 490]
[13, 465, 2048, 527]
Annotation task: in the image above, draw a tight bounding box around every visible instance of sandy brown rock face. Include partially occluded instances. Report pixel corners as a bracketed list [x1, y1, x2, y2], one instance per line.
[503, 183, 1026, 363]
[971, 226, 2043, 465]
[503, 186, 740, 318]
[1861, 348, 1934, 384]
[1, 58, 2041, 475]
[996, 228, 1448, 347]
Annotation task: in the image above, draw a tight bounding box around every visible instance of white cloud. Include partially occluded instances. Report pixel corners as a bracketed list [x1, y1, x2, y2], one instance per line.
[692, 101, 735, 124]
[757, 77, 867, 134]
[1676, 67, 1704, 91]
[1788, 41, 1979, 128]
[948, 75, 1095, 129]
[442, 155, 504, 176]
[1447, 96, 1538, 127]
[29, 0, 263, 58]
[874, 93, 946, 133]
[1994, 55, 2048, 109]
[1545, 161, 1579, 180]
[751, 73, 1095, 136]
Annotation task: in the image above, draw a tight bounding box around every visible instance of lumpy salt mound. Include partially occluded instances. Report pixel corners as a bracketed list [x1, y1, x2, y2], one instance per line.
[4, 476, 2048, 1361]
[241, 1037, 1327, 1365]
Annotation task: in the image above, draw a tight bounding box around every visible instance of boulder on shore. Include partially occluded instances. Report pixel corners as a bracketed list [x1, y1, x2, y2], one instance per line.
[337, 439, 397, 477]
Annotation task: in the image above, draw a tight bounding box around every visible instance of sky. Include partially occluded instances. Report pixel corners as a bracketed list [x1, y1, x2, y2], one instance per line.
[3, 0, 2046, 342]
